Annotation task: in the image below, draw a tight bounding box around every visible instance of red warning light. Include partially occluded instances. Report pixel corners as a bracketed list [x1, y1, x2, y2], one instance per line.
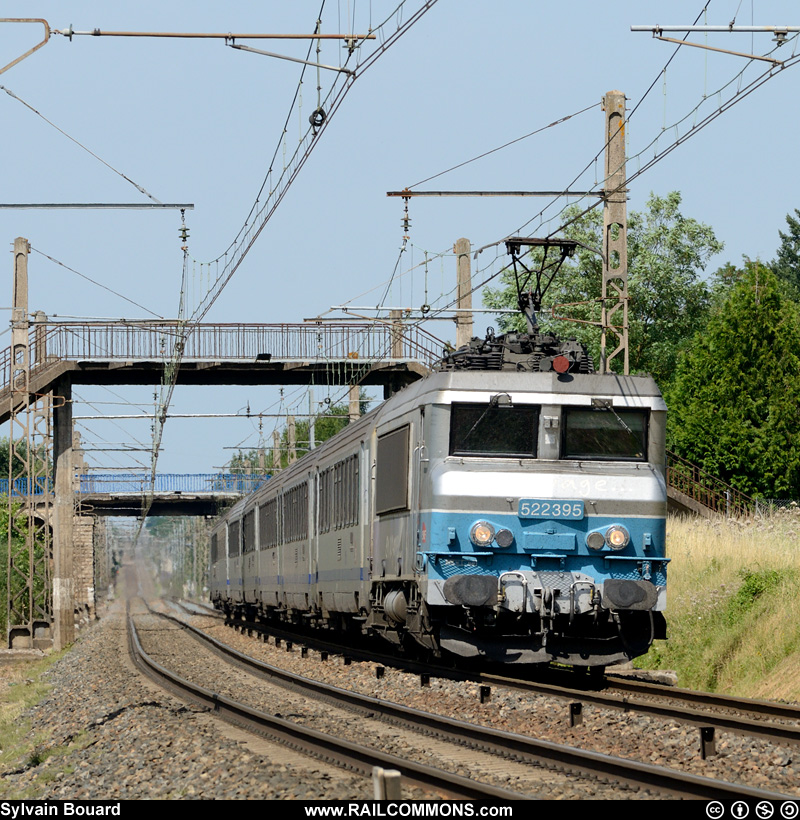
[553, 355, 570, 374]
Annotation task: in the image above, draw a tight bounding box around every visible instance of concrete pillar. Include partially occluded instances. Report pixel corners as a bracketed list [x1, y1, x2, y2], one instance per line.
[600, 90, 629, 375]
[287, 415, 296, 464]
[53, 375, 74, 649]
[454, 237, 473, 348]
[272, 430, 281, 471]
[348, 384, 360, 424]
[390, 310, 404, 359]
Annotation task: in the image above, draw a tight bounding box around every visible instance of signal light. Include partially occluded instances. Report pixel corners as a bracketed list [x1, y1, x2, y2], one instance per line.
[553, 355, 570, 374]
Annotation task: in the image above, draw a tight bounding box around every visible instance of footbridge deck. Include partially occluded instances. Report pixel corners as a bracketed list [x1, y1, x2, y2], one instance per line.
[0, 320, 439, 424]
[1, 473, 269, 517]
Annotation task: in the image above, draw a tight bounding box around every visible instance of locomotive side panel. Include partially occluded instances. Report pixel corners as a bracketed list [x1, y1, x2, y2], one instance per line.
[373, 418, 418, 583]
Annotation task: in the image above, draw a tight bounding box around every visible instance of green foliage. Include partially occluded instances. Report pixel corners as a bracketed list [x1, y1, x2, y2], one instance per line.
[667, 263, 800, 498]
[724, 567, 794, 626]
[0, 496, 49, 637]
[144, 516, 180, 538]
[773, 208, 800, 296]
[483, 192, 723, 387]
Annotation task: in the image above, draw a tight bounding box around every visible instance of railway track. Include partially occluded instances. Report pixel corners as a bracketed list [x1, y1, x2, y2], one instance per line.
[190, 602, 800, 749]
[604, 674, 800, 724]
[129, 600, 527, 801]
[150, 599, 797, 800]
[478, 670, 800, 747]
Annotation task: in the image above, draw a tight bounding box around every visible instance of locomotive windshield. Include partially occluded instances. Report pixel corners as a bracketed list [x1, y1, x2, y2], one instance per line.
[449, 402, 539, 458]
[562, 407, 648, 460]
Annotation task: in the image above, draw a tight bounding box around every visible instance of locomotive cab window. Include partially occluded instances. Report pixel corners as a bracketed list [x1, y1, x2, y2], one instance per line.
[562, 407, 648, 461]
[449, 402, 539, 458]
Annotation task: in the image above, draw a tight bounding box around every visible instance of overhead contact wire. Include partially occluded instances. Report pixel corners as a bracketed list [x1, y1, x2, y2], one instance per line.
[31, 248, 165, 319]
[0, 84, 162, 204]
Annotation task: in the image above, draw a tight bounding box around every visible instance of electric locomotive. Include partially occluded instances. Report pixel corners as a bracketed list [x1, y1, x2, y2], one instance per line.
[210, 326, 668, 668]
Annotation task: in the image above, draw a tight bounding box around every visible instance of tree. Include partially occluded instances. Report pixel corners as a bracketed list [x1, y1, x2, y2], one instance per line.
[773, 209, 800, 295]
[667, 263, 800, 498]
[483, 192, 723, 387]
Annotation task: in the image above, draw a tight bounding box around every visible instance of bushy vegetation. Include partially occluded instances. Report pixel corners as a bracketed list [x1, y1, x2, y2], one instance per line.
[637, 512, 800, 700]
[666, 264, 800, 499]
[0, 497, 49, 638]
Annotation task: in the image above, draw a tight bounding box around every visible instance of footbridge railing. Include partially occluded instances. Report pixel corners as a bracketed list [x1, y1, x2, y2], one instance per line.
[666, 450, 758, 518]
[78, 473, 270, 495]
[0, 320, 445, 392]
[0, 474, 269, 497]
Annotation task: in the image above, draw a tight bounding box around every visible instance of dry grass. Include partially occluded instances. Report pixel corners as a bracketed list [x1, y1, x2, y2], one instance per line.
[638, 509, 800, 700]
[0, 652, 63, 793]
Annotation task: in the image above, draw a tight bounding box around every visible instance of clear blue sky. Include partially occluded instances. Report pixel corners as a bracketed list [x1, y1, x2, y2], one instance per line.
[0, 1, 797, 473]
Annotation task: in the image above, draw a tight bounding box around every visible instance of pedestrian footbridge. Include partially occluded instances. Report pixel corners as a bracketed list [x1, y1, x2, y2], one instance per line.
[0, 473, 269, 517]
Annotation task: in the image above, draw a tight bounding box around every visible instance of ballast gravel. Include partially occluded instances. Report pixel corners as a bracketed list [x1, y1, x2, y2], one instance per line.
[0, 598, 370, 801]
[3, 593, 800, 801]
[171, 603, 800, 799]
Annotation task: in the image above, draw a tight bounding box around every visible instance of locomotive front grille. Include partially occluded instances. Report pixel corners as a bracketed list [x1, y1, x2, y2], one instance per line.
[436, 558, 495, 578]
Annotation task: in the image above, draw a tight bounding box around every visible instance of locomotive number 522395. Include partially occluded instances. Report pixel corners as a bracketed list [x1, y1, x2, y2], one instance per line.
[518, 499, 584, 519]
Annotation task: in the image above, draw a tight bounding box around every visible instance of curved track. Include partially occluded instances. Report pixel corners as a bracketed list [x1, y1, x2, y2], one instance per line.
[203, 603, 800, 748]
[156, 601, 797, 801]
[128, 600, 527, 801]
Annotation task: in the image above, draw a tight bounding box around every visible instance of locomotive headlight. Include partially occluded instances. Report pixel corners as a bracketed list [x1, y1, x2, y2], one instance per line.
[605, 525, 630, 550]
[470, 521, 495, 547]
[586, 531, 606, 551]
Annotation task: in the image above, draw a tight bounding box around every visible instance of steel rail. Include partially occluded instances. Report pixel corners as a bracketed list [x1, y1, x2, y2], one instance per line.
[478, 670, 800, 747]
[604, 674, 800, 722]
[157, 605, 795, 801]
[219, 611, 800, 748]
[127, 605, 527, 801]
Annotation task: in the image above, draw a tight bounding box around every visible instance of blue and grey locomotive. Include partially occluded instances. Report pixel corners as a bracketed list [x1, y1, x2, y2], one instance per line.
[210, 325, 668, 668]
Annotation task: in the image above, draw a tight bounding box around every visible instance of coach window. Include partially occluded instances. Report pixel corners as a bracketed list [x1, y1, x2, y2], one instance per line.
[376, 425, 410, 514]
[243, 510, 256, 554]
[319, 469, 332, 534]
[449, 402, 539, 458]
[562, 407, 648, 461]
[259, 498, 279, 549]
[283, 483, 309, 543]
[227, 520, 241, 558]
